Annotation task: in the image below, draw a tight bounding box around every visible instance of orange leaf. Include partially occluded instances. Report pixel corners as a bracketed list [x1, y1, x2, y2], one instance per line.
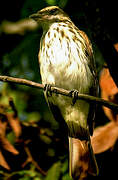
[99, 67, 118, 122]
[114, 43, 118, 52]
[0, 135, 19, 155]
[7, 113, 22, 138]
[100, 67, 118, 95]
[91, 122, 118, 154]
[0, 150, 10, 170]
[0, 120, 7, 137]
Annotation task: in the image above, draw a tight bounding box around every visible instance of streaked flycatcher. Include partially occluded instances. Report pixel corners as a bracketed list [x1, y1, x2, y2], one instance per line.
[30, 6, 99, 179]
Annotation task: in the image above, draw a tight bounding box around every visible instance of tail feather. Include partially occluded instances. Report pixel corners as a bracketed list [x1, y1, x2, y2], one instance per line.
[69, 137, 99, 180]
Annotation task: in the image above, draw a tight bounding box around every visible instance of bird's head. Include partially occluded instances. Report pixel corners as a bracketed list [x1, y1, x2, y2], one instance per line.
[30, 6, 70, 28]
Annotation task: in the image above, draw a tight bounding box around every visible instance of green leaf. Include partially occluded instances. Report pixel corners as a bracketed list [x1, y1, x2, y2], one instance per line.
[6, 132, 16, 145]
[19, 177, 31, 180]
[46, 0, 56, 5]
[18, 170, 34, 177]
[34, 177, 42, 180]
[61, 159, 69, 174]
[62, 174, 72, 180]
[40, 134, 52, 144]
[46, 148, 55, 157]
[45, 161, 61, 180]
[27, 112, 41, 122]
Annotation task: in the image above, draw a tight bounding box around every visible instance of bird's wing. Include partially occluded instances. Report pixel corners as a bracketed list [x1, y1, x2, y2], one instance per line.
[79, 30, 98, 135]
[44, 93, 68, 134]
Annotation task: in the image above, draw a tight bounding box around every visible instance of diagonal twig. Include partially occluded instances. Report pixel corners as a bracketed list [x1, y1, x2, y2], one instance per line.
[0, 75, 118, 112]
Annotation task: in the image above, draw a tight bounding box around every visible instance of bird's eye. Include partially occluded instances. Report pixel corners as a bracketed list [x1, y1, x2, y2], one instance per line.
[49, 8, 58, 15]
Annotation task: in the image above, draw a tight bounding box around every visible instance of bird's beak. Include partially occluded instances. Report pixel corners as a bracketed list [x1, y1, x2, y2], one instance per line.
[29, 13, 41, 21]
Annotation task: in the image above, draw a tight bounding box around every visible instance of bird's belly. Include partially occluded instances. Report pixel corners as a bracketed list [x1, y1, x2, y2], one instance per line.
[40, 59, 92, 94]
[49, 92, 89, 138]
[39, 53, 92, 138]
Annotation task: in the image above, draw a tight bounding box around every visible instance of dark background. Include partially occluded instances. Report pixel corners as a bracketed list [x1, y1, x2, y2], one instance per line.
[0, 0, 118, 179]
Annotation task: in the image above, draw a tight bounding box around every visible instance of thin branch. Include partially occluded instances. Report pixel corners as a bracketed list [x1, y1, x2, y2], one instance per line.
[0, 75, 118, 112]
[24, 146, 47, 176]
[0, 19, 37, 35]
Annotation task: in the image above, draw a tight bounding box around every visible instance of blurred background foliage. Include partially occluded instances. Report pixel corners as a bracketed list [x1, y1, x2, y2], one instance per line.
[0, 0, 118, 179]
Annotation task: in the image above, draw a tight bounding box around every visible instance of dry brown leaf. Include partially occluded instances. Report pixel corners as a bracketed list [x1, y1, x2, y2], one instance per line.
[0, 120, 7, 137]
[0, 135, 19, 155]
[99, 67, 118, 122]
[91, 121, 118, 154]
[0, 150, 10, 170]
[7, 113, 22, 138]
[6, 98, 22, 138]
[114, 43, 118, 52]
[100, 67, 118, 97]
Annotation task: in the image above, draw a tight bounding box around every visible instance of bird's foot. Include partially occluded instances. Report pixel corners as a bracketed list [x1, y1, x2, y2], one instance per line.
[44, 84, 52, 97]
[69, 89, 79, 105]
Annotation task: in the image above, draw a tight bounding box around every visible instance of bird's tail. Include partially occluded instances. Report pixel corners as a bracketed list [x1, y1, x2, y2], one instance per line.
[69, 137, 99, 180]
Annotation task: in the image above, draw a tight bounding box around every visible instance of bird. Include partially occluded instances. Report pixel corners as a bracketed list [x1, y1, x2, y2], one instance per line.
[30, 6, 99, 179]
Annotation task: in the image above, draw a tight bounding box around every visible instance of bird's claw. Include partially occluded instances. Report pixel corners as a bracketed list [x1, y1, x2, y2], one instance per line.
[69, 89, 79, 105]
[44, 84, 52, 97]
